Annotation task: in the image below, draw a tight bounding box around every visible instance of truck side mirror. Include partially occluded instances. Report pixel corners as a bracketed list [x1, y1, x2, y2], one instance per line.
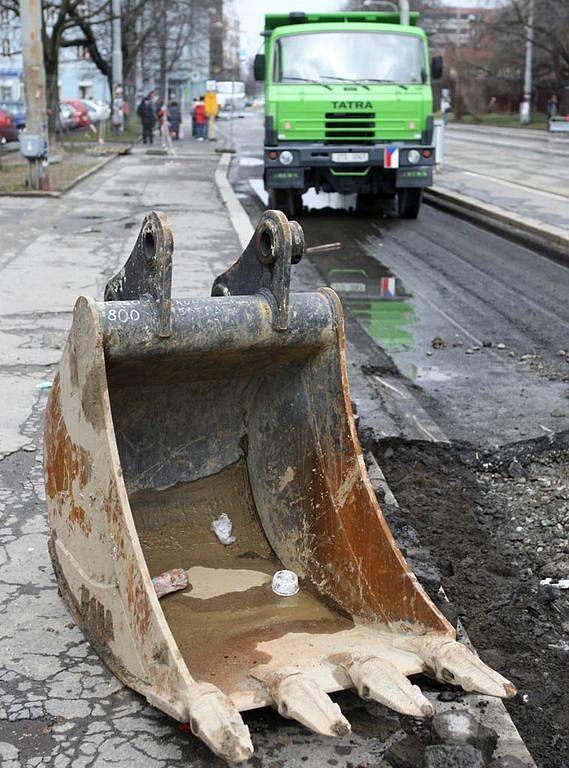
[431, 55, 443, 81]
[254, 54, 266, 82]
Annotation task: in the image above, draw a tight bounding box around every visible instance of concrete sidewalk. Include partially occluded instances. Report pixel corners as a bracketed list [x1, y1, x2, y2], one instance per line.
[430, 123, 569, 249]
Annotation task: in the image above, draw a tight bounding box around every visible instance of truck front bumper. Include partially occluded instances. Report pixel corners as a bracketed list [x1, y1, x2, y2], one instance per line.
[264, 142, 434, 193]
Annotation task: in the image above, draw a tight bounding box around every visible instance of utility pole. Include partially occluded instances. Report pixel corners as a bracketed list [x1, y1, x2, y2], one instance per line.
[19, 0, 49, 190]
[521, 0, 534, 124]
[112, 0, 124, 132]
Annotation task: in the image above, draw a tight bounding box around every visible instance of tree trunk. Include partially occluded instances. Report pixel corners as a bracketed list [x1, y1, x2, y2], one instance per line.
[159, 42, 168, 102]
[45, 59, 59, 139]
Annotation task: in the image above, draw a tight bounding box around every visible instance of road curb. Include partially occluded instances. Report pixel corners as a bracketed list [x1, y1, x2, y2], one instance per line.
[61, 150, 123, 194]
[215, 152, 254, 248]
[425, 185, 569, 262]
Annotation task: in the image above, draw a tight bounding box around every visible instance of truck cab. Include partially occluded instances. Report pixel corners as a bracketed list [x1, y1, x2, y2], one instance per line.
[255, 11, 442, 218]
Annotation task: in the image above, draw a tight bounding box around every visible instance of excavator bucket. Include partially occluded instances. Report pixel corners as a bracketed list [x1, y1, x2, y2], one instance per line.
[44, 210, 515, 762]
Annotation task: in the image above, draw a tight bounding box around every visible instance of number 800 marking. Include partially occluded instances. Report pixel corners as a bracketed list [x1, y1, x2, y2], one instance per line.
[107, 308, 140, 322]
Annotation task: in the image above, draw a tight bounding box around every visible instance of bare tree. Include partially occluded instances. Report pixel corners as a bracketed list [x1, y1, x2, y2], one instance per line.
[456, 1, 569, 114]
[0, 0, 113, 134]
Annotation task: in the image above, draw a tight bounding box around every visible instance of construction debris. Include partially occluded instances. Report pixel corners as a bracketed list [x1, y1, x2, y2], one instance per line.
[211, 513, 237, 545]
[152, 568, 189, 599]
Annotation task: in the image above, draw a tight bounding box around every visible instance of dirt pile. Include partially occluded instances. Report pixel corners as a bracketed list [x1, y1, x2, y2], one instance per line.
[371, 431, 569, 768]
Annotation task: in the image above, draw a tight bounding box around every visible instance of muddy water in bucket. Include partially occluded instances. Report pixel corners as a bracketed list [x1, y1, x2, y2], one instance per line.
[131, 460, 353, 701]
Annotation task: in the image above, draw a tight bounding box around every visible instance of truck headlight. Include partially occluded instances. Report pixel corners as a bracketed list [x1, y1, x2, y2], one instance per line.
[279, 150, 294, 166]
[407, 149, 421, 165]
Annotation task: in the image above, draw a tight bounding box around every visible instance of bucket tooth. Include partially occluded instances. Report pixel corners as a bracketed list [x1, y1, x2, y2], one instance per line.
[259, 669, 351, 737]
[187, 683, 254, 763]
[339, 654, 433, 718]
[402, 637, 517, 699]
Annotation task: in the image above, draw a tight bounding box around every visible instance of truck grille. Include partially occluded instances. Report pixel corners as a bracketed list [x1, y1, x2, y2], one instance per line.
[325, 112, 375, 141]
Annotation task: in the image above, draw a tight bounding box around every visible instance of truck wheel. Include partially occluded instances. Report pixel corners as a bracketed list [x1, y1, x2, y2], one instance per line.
[397, 188, 423, 219]
[268, 189, 302, 218]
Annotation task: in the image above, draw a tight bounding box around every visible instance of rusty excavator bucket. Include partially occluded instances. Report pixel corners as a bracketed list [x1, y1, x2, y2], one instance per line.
[45, 210, 515, 762]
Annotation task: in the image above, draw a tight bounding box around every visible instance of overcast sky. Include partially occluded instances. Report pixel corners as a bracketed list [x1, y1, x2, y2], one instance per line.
[233, 0, 499, 57]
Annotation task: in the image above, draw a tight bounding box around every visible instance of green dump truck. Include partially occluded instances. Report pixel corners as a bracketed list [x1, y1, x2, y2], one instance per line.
[254, 10, 442, 218]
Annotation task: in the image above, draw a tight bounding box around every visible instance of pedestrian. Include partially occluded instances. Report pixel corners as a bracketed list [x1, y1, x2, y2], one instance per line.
[488, 95, 497, 114]
[137, 91, 156, 145]
[547, 94, 559, 125]
[193, 96, 207, 140]
[168, 99, 182, 140]
[156, 98, 175, 155]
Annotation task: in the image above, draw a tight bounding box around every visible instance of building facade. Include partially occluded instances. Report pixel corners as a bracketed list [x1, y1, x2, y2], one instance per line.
[0, 0, 240, 115]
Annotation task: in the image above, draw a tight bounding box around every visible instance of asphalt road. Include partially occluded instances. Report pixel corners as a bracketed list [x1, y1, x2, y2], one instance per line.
[224, 111, 569, 447]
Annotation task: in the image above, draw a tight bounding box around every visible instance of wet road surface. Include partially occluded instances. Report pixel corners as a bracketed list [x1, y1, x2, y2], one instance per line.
[223, 111, 569, 446]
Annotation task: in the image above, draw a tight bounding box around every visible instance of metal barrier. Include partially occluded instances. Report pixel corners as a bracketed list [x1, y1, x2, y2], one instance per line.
[434, 117, 445, 171]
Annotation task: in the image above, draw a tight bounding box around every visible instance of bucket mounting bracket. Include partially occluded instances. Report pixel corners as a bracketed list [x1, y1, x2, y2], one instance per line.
[211, 210, 304, 331]
[104, 211, 173, 338]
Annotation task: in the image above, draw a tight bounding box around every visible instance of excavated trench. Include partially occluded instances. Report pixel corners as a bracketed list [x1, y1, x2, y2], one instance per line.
[366, 430, 569, 768]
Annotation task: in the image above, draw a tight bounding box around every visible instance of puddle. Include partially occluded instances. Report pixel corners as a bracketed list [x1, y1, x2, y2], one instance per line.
[307, 245, 417, 352]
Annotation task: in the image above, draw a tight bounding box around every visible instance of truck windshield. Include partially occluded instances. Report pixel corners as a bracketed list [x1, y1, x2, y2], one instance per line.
[274, 32, 425, 86]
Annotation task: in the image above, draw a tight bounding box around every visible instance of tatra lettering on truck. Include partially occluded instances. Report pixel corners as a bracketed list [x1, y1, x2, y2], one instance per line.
[254, 9, 443, 219]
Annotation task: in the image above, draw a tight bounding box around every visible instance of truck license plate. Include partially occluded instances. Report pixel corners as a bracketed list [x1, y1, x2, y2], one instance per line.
[331, 152, 369, 163]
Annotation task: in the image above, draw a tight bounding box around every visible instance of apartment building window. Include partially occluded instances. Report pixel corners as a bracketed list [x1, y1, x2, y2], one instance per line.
[0, 85, 12, 101]
[0, 9, 10, 24]
[1, 39, 11, 56]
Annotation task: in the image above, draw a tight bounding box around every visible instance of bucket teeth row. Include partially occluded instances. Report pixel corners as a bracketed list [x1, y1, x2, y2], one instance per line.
[400, 636, 517, 699]
[339, 653, 434, 718]
[187, 684, 253, 763]
[262, 669, 352, 738]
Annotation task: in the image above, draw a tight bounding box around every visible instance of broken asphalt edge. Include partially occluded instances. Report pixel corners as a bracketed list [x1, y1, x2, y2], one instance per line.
[214, 151, 537, 767]
[425, 186, 569, 265]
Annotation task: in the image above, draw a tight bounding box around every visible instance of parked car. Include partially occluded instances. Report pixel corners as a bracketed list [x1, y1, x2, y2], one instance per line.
[0, 100, 25, 129]
[82, 99, 111, 123]
[0, 108, 19, 143]
[61, 99, 92, 129]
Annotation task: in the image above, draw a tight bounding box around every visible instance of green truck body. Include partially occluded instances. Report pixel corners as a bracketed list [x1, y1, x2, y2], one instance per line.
[255, 11, 442, 218]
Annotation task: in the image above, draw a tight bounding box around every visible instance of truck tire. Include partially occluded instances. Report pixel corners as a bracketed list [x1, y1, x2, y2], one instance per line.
[268, 188, 302, 218]
[397, 188, 423, 219]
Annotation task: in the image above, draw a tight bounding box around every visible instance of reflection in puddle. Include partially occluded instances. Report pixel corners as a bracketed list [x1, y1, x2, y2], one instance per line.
[308, 248, 416, 352]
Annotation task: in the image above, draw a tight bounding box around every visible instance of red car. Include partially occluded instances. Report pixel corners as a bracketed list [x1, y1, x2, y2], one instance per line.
[0, 108, 19, 143]
[61, 99, 92, 129]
